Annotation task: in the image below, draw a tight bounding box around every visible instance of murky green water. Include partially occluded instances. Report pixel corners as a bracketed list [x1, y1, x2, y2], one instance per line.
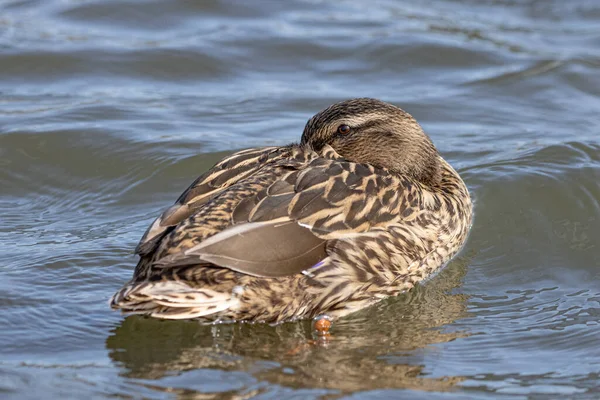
[2, 0, 600, 398]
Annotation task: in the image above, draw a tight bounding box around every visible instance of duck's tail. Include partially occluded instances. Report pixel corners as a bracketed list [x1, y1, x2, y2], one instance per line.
[109, 280, 238, 320]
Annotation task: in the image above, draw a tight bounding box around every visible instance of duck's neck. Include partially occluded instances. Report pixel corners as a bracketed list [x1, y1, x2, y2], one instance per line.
[436, 157, 472, 212]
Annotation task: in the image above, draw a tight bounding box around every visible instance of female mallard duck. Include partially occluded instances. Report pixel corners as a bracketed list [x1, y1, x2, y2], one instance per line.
[111, 98, 472, 323]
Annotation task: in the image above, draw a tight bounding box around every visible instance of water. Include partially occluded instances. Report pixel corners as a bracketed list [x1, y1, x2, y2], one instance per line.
[1, 0, 600, 398]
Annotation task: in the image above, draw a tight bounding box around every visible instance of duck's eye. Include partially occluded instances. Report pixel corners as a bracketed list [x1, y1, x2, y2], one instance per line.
[337, 124, 351, 135]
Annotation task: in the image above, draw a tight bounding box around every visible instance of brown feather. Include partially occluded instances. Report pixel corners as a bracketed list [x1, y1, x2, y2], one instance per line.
[112, 98, 473, 323]
[176, 220, 326, 277]
[135, 147, 288, 255]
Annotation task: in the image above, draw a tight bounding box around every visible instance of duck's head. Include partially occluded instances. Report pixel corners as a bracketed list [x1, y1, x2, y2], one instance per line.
[301, 98, 441, 186]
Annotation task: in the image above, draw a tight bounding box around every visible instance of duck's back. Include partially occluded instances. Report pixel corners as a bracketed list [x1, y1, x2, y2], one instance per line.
[111, 146, 472, 322]
[132, 145, 316, 278]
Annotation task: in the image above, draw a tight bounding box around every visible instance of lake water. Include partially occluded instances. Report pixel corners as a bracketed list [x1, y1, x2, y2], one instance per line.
[2, 0, 600, 398]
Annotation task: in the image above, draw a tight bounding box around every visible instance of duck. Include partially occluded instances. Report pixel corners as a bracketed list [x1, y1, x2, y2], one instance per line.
[110, 98, 472, 323]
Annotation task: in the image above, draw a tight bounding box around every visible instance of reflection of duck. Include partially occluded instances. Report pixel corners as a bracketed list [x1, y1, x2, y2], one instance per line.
[106, 256, 472, 395]
[110, 98, 472, 322]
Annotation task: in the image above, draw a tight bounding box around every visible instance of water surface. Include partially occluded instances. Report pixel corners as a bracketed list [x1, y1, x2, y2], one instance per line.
[2, 0, 600, 398]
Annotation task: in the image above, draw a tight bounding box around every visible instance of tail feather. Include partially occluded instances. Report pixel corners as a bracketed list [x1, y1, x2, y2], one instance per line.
[150, 302, 233, 320]
[110, 280, 238, 320]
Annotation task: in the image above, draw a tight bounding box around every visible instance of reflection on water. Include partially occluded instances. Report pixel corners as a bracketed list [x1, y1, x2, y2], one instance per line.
[107, 255, 471, 395]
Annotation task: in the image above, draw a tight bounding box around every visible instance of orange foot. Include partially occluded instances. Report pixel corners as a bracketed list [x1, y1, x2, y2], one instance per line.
[285, 315, 333, 356]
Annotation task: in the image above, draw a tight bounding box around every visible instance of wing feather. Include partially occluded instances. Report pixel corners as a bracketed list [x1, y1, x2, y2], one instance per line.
[137, 145, 409, 279]
[135, 147, 285, 255]
[154, 220, 326, 277]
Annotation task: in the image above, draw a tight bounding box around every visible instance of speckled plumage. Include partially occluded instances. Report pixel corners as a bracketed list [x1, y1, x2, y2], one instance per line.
[110, 98, 472, 323]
